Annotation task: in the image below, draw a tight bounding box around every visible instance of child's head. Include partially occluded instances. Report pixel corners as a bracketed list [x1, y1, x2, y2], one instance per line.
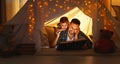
[58, 17, 69, 30]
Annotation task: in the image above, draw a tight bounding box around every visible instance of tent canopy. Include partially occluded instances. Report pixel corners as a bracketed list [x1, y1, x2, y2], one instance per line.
[44, 7, 92, 36]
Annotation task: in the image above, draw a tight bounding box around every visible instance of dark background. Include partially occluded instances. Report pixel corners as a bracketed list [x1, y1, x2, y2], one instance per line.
[0, 0, 6, 25]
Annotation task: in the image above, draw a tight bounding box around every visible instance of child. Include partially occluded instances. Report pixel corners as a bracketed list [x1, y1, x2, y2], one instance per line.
[53, 17, 69, 47]
[55, 17, 69, 33]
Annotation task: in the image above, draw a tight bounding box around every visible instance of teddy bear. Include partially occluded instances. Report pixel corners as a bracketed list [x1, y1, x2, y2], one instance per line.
[94, 29, 116, 53]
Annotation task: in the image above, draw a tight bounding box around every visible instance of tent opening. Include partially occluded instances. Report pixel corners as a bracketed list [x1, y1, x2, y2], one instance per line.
[44, 7, 93, 48]
[44, 7, 93, 36]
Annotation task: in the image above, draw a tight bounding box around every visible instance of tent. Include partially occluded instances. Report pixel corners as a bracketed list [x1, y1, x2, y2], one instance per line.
[44, 7, 93, 36]
[1, 0, 120, 52]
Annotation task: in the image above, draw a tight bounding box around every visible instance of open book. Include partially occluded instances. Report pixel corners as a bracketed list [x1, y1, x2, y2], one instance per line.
[60, 38, 87, 44]
[56, 37, 92, 50]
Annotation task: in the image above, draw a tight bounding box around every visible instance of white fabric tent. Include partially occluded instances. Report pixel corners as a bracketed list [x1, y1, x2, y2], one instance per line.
[1, 0, 120, 52]
[44, 7, 93, 36]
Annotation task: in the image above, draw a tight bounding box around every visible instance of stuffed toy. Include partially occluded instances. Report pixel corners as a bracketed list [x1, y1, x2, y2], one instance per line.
[94, 29, 116, 53]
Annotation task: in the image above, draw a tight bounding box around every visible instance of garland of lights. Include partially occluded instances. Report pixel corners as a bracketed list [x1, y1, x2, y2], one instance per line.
[27, 0, 114, 34]
[28, 1, 35, 35]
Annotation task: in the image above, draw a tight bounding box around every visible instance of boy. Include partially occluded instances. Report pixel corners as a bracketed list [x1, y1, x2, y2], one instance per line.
[53, 17, 69, 47]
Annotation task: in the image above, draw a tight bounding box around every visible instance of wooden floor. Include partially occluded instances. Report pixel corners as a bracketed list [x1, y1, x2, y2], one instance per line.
[36, 48, 120, 56]
[1, 48, 120, 64]
[0, 55, 120, 64]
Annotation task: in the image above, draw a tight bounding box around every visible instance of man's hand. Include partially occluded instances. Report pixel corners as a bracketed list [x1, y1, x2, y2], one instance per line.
[74, 27, 80, 40]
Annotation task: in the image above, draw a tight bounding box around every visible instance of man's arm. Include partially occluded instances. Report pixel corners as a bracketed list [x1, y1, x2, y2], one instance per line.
[74, 27, 80, 40]
[78, 31, 93, 49]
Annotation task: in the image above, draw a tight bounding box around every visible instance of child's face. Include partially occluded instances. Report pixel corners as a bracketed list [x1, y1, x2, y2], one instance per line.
[60, 22, 68, 30]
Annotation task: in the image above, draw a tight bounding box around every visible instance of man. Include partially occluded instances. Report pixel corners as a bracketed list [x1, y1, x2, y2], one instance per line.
[55, 18, 93, 50]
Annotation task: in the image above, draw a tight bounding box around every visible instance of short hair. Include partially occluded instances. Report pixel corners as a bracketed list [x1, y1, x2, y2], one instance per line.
[60, 17, 69, 23]
[71, 18, 80, 25]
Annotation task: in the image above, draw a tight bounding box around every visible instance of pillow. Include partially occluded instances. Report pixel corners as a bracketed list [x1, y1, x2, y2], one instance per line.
[44, 26, 55, 48]
[40, 27, 49, 48]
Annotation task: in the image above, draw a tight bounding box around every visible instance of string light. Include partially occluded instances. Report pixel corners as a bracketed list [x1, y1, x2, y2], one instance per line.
[27, 0, 114, 32]
[52, 9, 56, 12]
[56, 0, 59, 3]
[44, 1, 48, 6]
[59, 5, 63, 8]
[32, 0, 35, 2]
[55, 4, 58, 7]
[28, 1, 35, 35]
[39, 5, 42, 8]
[64, 1, 66, 4]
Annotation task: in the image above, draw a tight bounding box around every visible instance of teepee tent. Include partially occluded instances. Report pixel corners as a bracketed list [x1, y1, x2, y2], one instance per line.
[1, 0, 120, 52]
[44, 7, 93, 36]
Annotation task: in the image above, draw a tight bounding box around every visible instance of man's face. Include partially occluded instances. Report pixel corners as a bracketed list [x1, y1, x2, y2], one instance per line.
[68, 23, 80, 35]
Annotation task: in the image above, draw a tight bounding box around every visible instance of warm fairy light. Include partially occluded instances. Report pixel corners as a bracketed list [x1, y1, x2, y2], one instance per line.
[84, 0, 87, 3]
[97, 19, 100, 22]
[77, 2, 80, 4]
[64, 1, 66, 4]
[29, 28, 32, 32]
[29, 9, 33, 12]
[100, 14, 104, 17]
[87, 10, 91, 13]
[32, 0, 35, 2]
[39, 5, 42, 8]
[104, 26, 107, 29]
[88, 5, 91, 8]
[59, 5, 63, 8]
[53, 9, 56, 12]
[28, 3, 35, 35]
[98, 4, 101, 8]
[66, 6, 70, 10]
[88, 1, 91, 4]
[94, 3, 97, 7]
[29, 24, 32, 27]
[45, 14, 49, 17]
[38, 1, 41, 5]
[32, 17, 35, 21]
[55, 4, 58, 7]
[29, 4, 33, 7]
[29, 16, 32, 20]
[85, 3, 88, 6]
[44, 2, 48, 6]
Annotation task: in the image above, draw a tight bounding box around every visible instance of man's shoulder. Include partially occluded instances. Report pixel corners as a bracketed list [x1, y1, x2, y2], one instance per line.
[79, 31, 85, 35]
[78, 31, 88, 38]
